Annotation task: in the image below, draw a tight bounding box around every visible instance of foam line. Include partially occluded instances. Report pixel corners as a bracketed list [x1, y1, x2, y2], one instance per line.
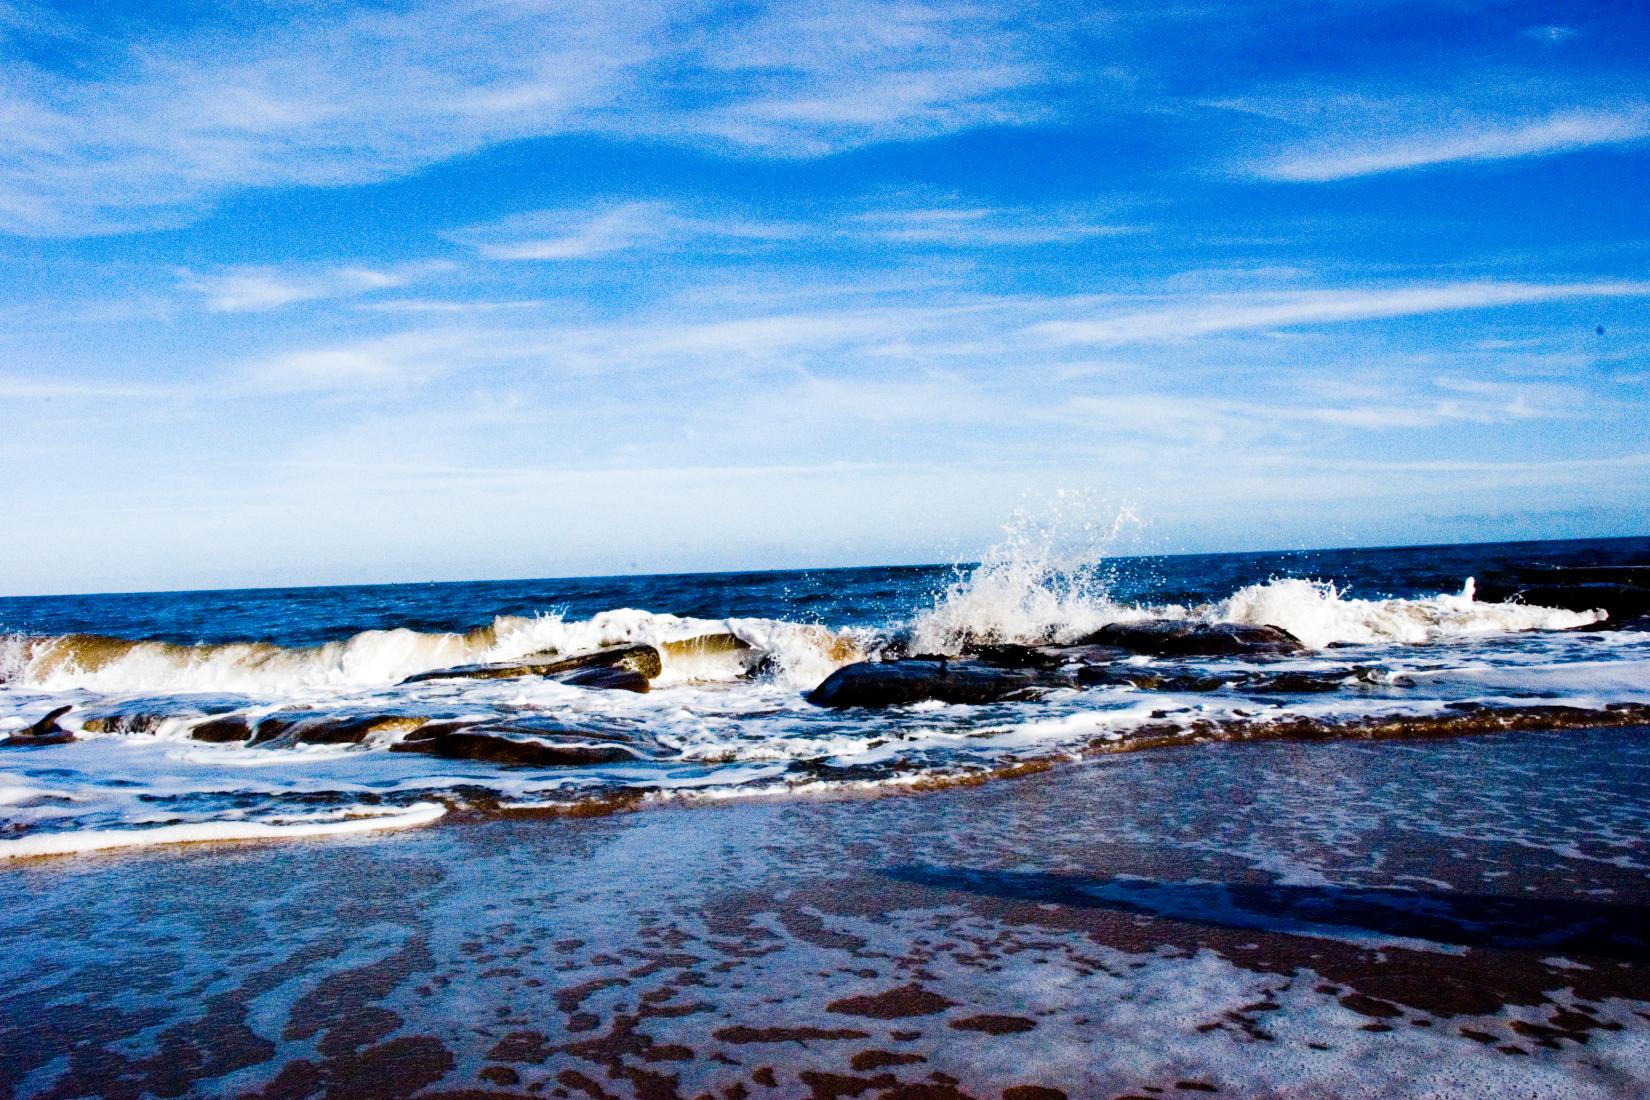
[0, 802, 446, 860]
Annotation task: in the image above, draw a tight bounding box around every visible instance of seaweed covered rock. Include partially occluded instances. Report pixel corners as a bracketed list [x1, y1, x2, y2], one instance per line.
[1073, 620, 1306, 658]
[807, 659, 1071, 709]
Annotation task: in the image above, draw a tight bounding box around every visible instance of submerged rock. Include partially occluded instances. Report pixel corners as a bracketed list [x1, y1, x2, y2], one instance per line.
[559, 666, 651, 693]
[401, 643, 663, 687]
[278, 714, 431, 746]
[390, 724, 646, 766]
[807, 659, 1071, 709]
[188, 715, 256, 743]
[1, 705, 75, 746]
[1073, 620, 1306, 657]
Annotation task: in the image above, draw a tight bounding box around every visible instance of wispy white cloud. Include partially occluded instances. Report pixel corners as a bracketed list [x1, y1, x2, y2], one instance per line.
[1062, 377, 1584, 451]
[243, 326, 511, 393]
[183, 261, 455, 312]
[448, 201, 795, 261]
[355, 298, 552, 315]
[1033, 282, 1650, 344]
[848, 206, 1135, 246]
[1257, 107, 1650, 181]
[0, 0, 1067, 236]
[451, 198, 1132, 260]
[667, 0, 1056, 156]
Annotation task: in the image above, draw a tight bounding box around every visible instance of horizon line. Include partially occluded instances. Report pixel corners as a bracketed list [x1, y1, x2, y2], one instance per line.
[3, 532, 1645, 603]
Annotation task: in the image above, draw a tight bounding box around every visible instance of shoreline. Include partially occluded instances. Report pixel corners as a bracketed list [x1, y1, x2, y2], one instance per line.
[6, 725, 1650, 1098]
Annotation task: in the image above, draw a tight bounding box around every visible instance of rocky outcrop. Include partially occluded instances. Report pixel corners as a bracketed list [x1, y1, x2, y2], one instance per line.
[1, 705, 75, 746]
[807, 659, 1073, 709]
[400, 643, 663, 687]
[1072, 620, 1306, 658]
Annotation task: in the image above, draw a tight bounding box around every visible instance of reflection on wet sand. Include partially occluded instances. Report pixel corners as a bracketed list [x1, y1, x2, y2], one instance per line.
[5, 725, 1650, 1098]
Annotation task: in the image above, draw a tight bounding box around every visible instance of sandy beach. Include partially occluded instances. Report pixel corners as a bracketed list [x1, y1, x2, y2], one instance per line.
[7, 724, 1648, 1099]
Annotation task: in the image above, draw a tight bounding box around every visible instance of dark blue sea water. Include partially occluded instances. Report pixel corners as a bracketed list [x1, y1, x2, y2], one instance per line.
[2, 534, 1647, 858]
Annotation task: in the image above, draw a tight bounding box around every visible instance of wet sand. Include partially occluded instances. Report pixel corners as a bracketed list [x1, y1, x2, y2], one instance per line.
[5, 727, 1650, 1099]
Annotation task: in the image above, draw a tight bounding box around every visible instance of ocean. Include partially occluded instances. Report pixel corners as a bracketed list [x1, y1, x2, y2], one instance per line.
[6, 534, 1650, 1097]
[3, 533, 1648, 858]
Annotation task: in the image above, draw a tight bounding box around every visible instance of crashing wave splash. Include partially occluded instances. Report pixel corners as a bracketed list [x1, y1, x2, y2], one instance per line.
[910, 560, 1601, 655]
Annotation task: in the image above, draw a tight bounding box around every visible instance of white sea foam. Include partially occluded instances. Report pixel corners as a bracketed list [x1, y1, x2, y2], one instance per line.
[0, 802, 445, 860]
[0, 784, 73, 807]
[1217, 577, 1603, 649]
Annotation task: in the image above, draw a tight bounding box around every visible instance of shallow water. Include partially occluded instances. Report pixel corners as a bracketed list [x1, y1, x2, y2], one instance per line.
[3, 535, 1648, 855]
[5, 727, 1649, 1097]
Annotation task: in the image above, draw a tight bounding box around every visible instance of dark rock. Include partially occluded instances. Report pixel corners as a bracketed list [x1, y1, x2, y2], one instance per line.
[958, 643, 1071, 670]
[395, 719, 477, 744]
[2, 704, 75, 746]
[559, 666, 651, 693]
[389, 725, 645, 766]
[188, 715, 256, 743]
[1072, 620, 1306, 657]
[245, 718, 299, 747]
[278, 715, 431, 746]
[807, 659, 1071, 709]
[400, 643, 663, 686]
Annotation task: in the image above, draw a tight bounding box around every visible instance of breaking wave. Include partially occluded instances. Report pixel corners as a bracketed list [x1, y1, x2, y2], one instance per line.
[0, 610, 866, 695]
[1216, 577, 1601, 649]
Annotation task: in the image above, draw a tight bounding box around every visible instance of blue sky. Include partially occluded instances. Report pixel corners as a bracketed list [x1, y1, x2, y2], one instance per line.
[1, 0, 1647, 594]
